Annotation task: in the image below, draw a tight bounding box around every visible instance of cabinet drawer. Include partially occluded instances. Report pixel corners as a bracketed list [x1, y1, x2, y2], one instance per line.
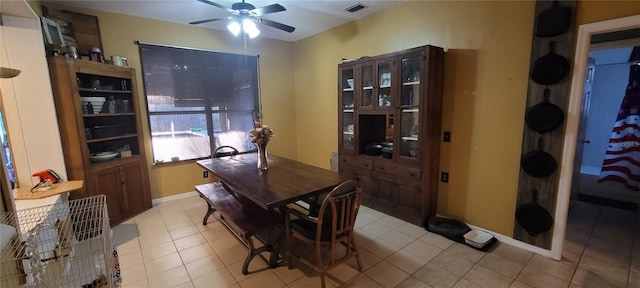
[340, 155, 373, 170]
[374, 162, 421, 180]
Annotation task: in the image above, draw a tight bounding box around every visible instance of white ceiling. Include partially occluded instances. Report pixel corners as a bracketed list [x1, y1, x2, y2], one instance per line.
[41, 0, 404, 42]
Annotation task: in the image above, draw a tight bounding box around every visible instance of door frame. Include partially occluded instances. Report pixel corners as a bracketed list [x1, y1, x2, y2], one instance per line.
[554, 14, 640, 260]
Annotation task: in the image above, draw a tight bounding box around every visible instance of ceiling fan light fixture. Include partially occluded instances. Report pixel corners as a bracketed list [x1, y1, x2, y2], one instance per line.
[192, 1, 293, 37]
[247, 27, 260, 38]
[242, 18, 260, 38]
[227, 20, 241, 36]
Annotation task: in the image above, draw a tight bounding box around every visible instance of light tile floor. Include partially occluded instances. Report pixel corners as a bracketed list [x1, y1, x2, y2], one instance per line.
[111, 195, 639, 288]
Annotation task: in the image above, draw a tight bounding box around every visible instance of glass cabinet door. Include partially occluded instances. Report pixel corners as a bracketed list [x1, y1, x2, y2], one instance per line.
[360, 63, 374, 109]
[342, 110, 355, 150]
[340, 66, 354, 108]
[377, 60, 393, 109]
[340, 66, 356, 152]
[401, 55, 421, 106]
[399, 53, 422, 159]
[400, 109, 419, 158]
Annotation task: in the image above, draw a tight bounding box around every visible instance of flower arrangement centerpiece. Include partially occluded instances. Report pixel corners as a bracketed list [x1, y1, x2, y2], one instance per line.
[249, 120, 274, 170]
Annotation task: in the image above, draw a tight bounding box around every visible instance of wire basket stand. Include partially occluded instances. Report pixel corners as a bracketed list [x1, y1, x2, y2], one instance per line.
[0, 195, 121, 287]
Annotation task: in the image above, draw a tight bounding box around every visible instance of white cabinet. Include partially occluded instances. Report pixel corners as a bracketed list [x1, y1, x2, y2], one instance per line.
[0, 4, 67, 210]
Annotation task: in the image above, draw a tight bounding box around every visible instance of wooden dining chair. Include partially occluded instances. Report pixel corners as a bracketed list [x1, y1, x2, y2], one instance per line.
[214, 145, 239, 157]
[285, 179, 363, 288]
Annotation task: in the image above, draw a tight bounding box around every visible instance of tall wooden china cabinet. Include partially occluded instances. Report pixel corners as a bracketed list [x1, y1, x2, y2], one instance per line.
[338, 45, 444, 226]
[47, 57, 151, 225]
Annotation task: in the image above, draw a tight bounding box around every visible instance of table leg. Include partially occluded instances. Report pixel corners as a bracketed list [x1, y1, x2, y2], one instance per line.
[268, 226, 284, 267]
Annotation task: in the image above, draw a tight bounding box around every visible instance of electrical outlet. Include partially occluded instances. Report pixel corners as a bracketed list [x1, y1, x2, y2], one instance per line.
[203, 171, 208, 178]
[444, 131, 451, 142]
[441, 172, 449, 183]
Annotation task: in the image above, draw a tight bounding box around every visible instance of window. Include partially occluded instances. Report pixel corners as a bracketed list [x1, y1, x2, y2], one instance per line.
[138, 43, 260, 164]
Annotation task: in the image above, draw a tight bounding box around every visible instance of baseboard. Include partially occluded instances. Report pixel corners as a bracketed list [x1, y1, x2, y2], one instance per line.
[151, 191, 198, 206]
[433, 214, 554, 259]
[465, 223, 553, 259]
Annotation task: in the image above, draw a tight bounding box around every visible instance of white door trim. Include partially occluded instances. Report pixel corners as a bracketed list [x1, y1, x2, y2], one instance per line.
[554, 14, 640, 260]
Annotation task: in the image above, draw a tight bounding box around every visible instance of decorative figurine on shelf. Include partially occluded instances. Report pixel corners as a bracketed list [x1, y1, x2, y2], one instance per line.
[249, 118, 274, 171]
[86, 101, 94, 114]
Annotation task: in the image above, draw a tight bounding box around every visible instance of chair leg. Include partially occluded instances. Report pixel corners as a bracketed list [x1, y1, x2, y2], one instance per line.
[286, 222, 292, 269]
[286, 242, 292, 269]
[316, 242, 326, 288]
[350, 233, 363, 271]
[353, 247, 363, 271]
[320, 271, 326, 288]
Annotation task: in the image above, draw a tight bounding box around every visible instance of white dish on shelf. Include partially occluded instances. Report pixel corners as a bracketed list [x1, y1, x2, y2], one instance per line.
[89, 151, 118, 162]
[82, 96, 106, 101]
[346, 78, 354, 88]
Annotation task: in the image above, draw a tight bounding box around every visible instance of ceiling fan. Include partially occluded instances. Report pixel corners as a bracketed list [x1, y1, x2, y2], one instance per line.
[189, 0, 296, 35]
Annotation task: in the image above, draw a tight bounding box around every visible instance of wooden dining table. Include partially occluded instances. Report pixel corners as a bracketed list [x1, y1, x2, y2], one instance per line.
[196, 153, 347, 210]
[195, 153, 350, 273]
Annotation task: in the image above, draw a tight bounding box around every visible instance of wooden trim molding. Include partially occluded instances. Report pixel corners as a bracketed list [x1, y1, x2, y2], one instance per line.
[554, 14, 640, 261]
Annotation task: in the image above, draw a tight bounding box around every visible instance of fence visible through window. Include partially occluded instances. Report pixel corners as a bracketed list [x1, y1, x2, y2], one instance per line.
[138, 43, 260, 164]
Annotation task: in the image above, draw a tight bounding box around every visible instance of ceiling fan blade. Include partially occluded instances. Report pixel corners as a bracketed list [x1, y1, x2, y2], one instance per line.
[189, 18, 227, 25]
[252, 4, 286, 16]
[195, 0, 235, 14]
[260, 19, 295, 33]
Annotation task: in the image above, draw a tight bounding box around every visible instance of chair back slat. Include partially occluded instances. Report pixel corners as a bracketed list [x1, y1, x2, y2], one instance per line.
[315, 180, 361, 242]
[285, 178, 364, 288]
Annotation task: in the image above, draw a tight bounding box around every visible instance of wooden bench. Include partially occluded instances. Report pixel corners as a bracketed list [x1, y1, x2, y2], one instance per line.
[195, 182, 284, 275]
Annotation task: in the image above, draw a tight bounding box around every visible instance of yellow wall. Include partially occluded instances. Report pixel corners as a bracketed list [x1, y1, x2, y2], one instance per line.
[32, 1, 640, 238]
[294, 1, 640, 237]
[576, 1, 640, 25]
[36, 3, 297, 200]
[294, 1, 534, 236]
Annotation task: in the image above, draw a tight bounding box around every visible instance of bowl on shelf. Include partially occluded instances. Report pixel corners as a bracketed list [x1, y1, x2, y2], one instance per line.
[89, 151, 118, 162]
[381, 146, 393, 159]
[364, 142, 383, 156]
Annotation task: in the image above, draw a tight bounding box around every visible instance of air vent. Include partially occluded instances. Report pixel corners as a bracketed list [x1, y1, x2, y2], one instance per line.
[344, 3, 366, 13]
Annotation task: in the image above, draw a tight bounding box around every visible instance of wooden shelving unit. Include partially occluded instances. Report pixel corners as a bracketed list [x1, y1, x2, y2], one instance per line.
[337, 45, 444, 226]
[47, 57, 151, 225]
